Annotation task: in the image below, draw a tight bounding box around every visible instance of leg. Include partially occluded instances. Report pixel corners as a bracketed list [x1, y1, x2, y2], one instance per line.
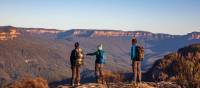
[99, 64, 104, 84]
[95, 63, 100, 83]
[71, 66, 76, 86]
[137, 61, 142, 82]
[132, 61, 137, 82]
[132, 61, 134, 81]
[76, 65, 81, 86]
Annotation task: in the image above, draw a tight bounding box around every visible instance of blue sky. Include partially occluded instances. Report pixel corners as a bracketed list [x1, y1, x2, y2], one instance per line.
[0, 0, 200, 34]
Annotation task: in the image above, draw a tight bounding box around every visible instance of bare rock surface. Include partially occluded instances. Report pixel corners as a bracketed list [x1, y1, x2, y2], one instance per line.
[57, 82, 181, 88]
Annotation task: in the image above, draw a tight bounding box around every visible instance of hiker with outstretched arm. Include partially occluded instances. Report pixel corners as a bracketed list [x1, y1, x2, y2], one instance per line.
[86, 44, 106, 84]
[70, 42, 84, 87]
[130, 38, 144, 83]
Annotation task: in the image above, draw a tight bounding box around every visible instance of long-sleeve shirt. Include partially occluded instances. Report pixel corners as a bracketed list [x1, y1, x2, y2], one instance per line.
[131, 44, 136, 60]
[70, 49, 76, 66]
[87, 50, 105, 64]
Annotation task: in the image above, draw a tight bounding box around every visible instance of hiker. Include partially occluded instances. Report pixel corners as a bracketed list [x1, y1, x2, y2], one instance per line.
[86, 44, 106, 84]
[70, 42, 84, 87]
[130, 38, 144, 83]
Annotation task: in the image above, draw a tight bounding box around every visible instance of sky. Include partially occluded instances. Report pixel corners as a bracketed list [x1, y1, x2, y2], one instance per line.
[0, 0, 200, 34]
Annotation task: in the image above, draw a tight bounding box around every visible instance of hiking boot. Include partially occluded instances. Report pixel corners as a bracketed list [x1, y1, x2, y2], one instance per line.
[95, 78, 99, 83]
[71, 79, 75, 87]
[100, 77, 105, 84]
[131, 80, 136, 84]
[71, 83, 75, 87]
[77, 82, 81, 86]
[102, 80, 106, 84]
[78, 82, 81, 86]
[137, 82, 142, 86]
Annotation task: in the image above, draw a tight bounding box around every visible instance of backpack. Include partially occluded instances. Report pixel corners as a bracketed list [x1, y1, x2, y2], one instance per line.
[75, 48, 84, 65]
[136, 46, 144, 61]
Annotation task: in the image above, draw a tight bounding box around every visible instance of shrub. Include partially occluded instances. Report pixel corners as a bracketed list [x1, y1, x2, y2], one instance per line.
[175, 59, 200, 88]
[4, 76, 48, 88]
[103, 70, 123, 83]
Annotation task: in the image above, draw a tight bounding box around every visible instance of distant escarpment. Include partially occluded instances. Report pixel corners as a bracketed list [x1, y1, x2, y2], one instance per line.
[57, 29, 200, 40]
[0, 26, 20, 40]
[57, 29, 178, 40]
[188, 32, 200, 40]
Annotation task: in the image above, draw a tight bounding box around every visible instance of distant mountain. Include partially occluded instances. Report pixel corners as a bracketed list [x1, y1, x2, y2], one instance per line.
[186, 32, 200, 40]
[0, 26, 19, 40]
[0, 26, 70, 87]
[57, 29, 200, 40]
[0, 26, 199, 87]
[57, 29, 177, 40]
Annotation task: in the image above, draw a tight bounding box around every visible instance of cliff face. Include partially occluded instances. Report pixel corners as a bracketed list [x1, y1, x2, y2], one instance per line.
[188, 32, 200, 40]
[91, 31, 153, 37]
[59, 29, 200, 41]
[178, 43, 200, 59]
[25, 29, 61, 34]
[0, 26, 20, 40]
[61, 29, 176, 40]
[0, 26, 62, 41]
[1, 27, 198, 40]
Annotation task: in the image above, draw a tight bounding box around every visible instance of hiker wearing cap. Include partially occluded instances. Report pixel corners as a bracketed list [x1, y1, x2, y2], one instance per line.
[70, 42, 84, 87]
[130, 38, 144, 83]
[86, 44, 106, 84]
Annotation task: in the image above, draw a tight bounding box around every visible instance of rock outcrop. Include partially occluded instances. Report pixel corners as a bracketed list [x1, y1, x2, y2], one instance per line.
[25, 29, 61, 34]
[57, 82, 180, 88]
[3, 76, 49, 88]
[188, 32, 200, 40]
[178, 43, 200, 59]
[0, 26, 19, 40]
[145, 43, 200, 87]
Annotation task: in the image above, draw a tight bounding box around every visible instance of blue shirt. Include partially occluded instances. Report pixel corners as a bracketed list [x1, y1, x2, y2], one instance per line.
[131, 44, 136, 60]
[87, 50, 106, 64]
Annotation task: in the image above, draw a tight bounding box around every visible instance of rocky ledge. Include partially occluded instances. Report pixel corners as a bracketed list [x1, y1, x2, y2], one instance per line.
[57, 82, 181, 88]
